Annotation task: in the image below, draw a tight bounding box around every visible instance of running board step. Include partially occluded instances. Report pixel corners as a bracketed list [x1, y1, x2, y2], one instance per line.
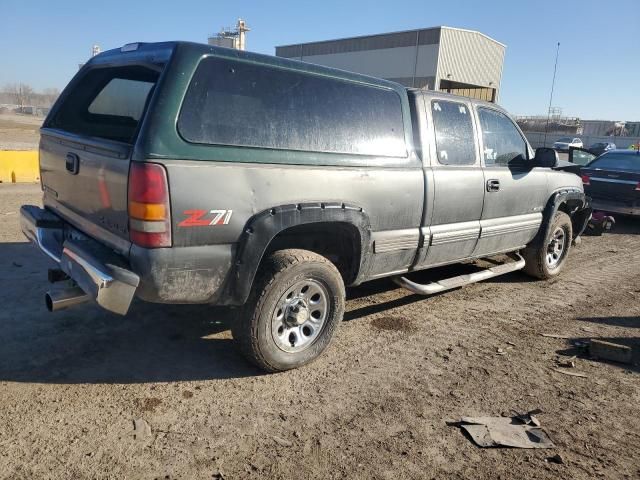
[393, 253, 525, 296]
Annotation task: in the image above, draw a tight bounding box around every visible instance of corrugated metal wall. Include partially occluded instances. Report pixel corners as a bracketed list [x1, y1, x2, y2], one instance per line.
[436, 28, 505, 98]
[276, 29, 442, 88]
[275, 27, 505, 100]
[282, 45, 439, 85]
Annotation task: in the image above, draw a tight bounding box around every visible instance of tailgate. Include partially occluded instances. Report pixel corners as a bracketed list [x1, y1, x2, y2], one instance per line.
[40, 49, 168, 254]
[40, 131, 132, 249]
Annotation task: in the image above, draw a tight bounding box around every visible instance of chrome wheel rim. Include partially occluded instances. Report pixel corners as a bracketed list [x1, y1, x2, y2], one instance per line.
[271, 279, 329, 353]
[546, 227, 566, 268]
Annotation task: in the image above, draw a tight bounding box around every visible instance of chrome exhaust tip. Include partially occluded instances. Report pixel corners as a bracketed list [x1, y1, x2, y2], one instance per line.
[45, 287, 90, 312]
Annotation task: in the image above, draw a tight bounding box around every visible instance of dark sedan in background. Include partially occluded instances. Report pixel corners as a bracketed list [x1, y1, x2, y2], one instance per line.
[573, 149, 640, 216]
[588, 142, 616, 156]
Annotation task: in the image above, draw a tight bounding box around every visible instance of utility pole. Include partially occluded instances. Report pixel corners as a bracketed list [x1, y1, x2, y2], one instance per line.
[544, 42, 560, 148]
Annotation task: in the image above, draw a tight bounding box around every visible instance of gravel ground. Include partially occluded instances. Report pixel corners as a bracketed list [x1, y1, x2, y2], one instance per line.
[0, 184, 638, 480]
[0, 114, 42, 150]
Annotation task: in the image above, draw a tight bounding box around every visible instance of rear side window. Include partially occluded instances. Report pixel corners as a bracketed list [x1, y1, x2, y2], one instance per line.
[178, 57, 406, 157]
[47, 65, 160, 144]
[589, 153, 640, 172]
[478, 108, 527, 166]
[431, 100, 476, 165]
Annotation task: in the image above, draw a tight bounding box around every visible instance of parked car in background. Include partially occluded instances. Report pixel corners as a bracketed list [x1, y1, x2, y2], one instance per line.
[588, 142, 616, 156]
[554, 137, 583, 152]
[572, 149, 640, 216]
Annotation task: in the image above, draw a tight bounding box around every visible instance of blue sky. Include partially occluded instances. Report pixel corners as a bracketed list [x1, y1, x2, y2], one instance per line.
[2, 0, 638, 120]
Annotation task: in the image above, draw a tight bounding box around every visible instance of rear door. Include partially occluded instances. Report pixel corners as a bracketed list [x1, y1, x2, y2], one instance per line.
[40, 49, 167, 254]
[474, 106, 546, 256]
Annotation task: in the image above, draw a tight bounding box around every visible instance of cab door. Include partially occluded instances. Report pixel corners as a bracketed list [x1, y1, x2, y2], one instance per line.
[413, 96, 485, 268]
[474, 106, 546, 256]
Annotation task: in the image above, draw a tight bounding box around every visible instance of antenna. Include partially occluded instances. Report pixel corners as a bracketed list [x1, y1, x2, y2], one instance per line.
[543, 42, 560, 147]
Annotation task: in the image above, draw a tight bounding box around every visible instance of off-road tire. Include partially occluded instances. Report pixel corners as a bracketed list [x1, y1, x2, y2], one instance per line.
[523, 211, 573, 279]
[232, 249, 345, 372]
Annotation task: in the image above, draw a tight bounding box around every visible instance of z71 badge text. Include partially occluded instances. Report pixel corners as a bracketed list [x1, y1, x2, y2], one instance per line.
[178, 209, 233, 227]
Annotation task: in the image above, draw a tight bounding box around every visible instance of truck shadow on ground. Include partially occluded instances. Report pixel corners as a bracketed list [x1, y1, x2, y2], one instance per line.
[4, 227, 634, 384]
[586, 215, 640, 236]
[0, 298, 262, 384]
[1, 242, 520, 384]
[344, 260, 531, 320]
[578, 315, 640, 329]
[0, 242, 262, 383]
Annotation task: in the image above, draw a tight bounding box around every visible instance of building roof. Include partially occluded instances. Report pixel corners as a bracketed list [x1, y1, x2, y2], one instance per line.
[276, 26, 505, 50]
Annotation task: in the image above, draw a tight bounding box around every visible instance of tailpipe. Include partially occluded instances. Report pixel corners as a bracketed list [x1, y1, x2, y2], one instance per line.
[45, 287, 90, 312]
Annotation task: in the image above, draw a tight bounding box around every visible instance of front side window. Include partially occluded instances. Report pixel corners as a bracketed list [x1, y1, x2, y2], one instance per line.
[178, 57, 406, 157]
[431, 100, 476, 165]
[478, 108, 528, 166]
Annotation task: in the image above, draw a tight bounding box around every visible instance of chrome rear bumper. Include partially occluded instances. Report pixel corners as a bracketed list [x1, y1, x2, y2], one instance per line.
[20, 205, 139, 315]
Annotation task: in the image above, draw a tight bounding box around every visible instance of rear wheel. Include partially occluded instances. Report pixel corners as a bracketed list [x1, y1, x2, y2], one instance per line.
[232, 249, 345, 372]
[523, 211, 573, 279]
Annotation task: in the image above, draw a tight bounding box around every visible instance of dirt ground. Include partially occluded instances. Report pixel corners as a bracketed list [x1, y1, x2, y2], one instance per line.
[0, 184, 638, 480]
[0, 114, 42, 150]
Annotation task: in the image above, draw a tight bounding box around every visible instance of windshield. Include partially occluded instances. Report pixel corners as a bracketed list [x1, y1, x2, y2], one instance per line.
[588, 152, 640, 172]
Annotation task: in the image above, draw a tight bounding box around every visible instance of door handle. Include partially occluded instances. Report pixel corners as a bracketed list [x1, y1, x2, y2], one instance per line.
[486, 179, 500, 192]
[65, 153, 80, 175]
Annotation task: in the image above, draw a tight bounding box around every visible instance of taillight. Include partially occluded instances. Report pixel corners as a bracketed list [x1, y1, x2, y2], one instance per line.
[635, 181, 640, 191]
[128, 162, 171, 248]
[581, 174, 591, 186]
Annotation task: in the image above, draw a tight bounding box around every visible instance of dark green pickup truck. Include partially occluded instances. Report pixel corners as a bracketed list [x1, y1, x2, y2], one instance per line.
[21, 41, 590, 371]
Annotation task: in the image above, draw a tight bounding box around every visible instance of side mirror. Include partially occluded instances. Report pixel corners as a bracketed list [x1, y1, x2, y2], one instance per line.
[532, 147, 558, 168]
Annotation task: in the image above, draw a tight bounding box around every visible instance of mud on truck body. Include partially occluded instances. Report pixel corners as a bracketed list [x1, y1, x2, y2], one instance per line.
[21, 42, 591, 371]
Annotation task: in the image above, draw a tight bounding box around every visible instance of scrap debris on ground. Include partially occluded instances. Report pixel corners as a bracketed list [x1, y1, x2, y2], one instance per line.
[454, 410, 554, 449]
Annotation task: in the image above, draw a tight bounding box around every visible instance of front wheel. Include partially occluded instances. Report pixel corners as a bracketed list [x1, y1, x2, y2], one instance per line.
[232, 249, 345, 372]
[523, 211, 573, 279]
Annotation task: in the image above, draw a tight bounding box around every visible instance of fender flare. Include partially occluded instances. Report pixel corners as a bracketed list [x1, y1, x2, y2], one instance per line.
[534, 189, 592, 246]
[223, 202, 373, 305]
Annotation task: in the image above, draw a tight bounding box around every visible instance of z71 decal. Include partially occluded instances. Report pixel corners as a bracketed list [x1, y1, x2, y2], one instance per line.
[178, 209, 233, 227]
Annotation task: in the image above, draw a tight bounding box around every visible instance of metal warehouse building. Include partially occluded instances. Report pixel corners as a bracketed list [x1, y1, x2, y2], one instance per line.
[276, 26, 505, 102]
